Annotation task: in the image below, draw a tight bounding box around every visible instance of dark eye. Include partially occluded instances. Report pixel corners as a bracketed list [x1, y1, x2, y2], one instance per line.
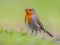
[30, 9, 32, 11]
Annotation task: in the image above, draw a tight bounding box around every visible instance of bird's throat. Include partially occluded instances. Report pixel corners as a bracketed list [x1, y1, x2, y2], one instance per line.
[25, 14, 33, 24]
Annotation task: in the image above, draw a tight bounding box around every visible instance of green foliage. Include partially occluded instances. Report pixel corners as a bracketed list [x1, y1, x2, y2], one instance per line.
[0, 29, 59, 45]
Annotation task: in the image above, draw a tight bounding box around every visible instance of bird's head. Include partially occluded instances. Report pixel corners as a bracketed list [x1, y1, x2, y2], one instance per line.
[24, 8, 35, 15]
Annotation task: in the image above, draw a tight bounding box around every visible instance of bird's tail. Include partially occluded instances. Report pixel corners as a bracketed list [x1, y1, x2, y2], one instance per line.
[45, 30, 53, 37]
[42, 29, 53, 37]
[38, 21, 53, 37]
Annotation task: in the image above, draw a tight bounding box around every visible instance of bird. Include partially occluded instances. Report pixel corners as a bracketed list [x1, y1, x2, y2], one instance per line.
[24, 8, 53, 37]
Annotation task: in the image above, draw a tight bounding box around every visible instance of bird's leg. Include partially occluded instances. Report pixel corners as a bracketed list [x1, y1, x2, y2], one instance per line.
[31, 28, 35, 35]
[31, 30, 34, 36]
[32, 30, 34, 34]
[35, 30, 38, 36]
[39, 30, 41, 32]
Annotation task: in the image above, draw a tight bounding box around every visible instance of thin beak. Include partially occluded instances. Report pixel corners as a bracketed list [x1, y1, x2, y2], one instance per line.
[24, 9, 26, 11]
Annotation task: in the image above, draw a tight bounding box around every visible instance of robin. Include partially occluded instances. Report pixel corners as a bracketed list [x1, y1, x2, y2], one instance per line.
[24, 8, 53, 37]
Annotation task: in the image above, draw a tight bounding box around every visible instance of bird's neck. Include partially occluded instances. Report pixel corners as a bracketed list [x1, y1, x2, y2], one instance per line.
[26, 13, 34, 15]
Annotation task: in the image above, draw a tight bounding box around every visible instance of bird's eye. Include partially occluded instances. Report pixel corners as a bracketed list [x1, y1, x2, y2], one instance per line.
[30, 9, 32, 11]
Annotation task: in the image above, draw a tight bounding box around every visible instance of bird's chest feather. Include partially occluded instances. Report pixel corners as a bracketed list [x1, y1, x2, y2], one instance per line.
[25, 15, 33, 24]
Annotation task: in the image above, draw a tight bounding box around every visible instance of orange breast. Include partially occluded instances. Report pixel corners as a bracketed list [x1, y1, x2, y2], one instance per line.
[25, 15, 33, 24]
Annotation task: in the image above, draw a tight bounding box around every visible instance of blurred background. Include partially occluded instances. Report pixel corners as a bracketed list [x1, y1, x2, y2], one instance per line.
[0, 0, 60, 37]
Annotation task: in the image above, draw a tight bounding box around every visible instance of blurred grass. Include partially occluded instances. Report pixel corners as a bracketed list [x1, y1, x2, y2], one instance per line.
[0, 29, 59, 45]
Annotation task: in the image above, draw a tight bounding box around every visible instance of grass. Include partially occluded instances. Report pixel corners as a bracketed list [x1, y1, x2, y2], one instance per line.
[0, 28, 59, 45]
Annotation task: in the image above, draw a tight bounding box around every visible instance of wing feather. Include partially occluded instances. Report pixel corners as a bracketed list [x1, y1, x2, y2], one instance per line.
[32, 15, 45, 30]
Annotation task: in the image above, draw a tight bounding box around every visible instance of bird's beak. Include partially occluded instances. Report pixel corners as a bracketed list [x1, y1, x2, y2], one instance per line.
[24, 10, 25, 11]
[24, 9, 26, 11]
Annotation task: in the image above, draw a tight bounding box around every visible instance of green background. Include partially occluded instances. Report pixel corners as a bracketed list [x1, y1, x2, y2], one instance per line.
[0, 0, 60, 35]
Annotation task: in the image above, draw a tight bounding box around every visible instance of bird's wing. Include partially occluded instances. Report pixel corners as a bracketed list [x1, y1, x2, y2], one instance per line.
[32, 15, 53, 37]
[32, 15, 45, 30]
